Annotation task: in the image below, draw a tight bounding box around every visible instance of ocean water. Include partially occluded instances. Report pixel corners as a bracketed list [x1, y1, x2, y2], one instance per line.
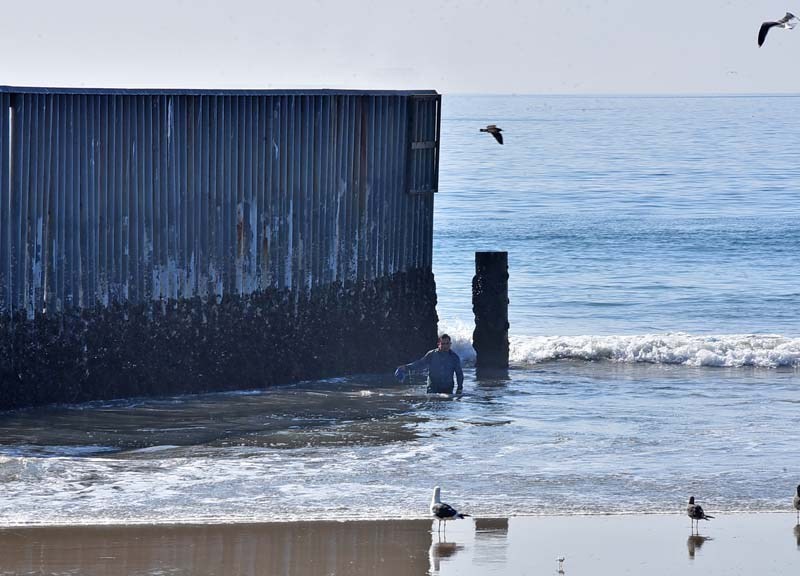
[1, 95, 799, 525]
[435, 94, 800, 341]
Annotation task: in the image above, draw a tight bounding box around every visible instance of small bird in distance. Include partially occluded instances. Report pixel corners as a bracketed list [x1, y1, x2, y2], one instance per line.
[758, 12, 798, 47]
[480, 124, 504, 145]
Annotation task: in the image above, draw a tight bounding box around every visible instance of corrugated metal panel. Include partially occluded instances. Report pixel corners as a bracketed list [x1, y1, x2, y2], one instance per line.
[0, 89, 440, 317]
[0, 86, 438, 98]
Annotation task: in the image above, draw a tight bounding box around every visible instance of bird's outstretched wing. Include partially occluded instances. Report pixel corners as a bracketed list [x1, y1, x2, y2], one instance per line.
[759, 21, 779, 46]
[759, 12, 799, 46]
[479, 124, 504, 144]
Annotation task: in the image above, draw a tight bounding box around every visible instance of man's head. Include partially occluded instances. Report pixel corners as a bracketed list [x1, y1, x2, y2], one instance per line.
[437, 334, 452, 351]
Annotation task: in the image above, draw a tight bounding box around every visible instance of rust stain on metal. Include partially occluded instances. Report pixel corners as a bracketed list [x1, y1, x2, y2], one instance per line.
[237, 205, 245, 259]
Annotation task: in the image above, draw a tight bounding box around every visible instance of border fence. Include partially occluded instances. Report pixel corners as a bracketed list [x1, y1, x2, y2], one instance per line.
[0, 87, 441, 408]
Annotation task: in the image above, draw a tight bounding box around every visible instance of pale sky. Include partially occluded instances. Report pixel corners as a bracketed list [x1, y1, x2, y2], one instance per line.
[1, 0, 798, 94]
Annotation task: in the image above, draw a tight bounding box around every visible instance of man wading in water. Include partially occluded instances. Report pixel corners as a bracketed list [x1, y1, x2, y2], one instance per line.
[398, 334, 464, 394]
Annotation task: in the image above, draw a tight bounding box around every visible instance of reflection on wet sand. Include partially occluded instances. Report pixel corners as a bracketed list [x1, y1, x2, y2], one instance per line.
[0, 520, 430, 576]
[687, 534, 712, 559]
[428, 537, 465, 573]
[793, 524, 800, 548]
[474, 517, 509, 568]
[474, 518, 509, 533]
[2, 514, 799, 575]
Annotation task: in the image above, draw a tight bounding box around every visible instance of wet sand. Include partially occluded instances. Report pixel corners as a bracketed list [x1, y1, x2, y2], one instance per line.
[0, 513, 798, 575]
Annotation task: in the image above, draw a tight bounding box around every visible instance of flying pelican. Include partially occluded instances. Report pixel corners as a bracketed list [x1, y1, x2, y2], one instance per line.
[480, 125, 504, 145]
[758, 12, 798, 47]
[430, 486, 470, 533]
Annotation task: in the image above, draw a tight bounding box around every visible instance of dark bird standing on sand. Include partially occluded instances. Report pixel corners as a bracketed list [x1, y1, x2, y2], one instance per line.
[793, 484, 800, 522]
[430, 486, 470, 533]
[687, 496, 714, 532]
[480, 124, 504, 145]
[758, 12, 798, 47]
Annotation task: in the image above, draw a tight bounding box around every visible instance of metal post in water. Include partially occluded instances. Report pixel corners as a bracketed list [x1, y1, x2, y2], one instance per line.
[472, 251, 509, 376]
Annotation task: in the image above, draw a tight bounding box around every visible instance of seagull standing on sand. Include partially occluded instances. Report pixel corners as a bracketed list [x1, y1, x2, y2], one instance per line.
[430, 486, 470, 533]
[687, 496, 714, 532]
[758, 12, 798, 47]
[793, 484, 800, 522]
[480, 125, 504, 145]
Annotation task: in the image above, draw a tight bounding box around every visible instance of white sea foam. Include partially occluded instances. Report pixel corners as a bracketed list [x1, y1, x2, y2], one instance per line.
[437, 319, 477, 363]
[511, 333, 800, 367]
[438, 321, 800, 368]
[126, 445, 182, 454]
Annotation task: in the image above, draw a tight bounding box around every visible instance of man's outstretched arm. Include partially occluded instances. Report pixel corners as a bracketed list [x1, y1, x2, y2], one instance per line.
[402, 350, 433, 372]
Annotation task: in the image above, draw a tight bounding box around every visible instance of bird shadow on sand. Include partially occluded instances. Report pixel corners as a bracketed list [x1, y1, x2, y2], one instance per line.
[687, 534, 713, 559]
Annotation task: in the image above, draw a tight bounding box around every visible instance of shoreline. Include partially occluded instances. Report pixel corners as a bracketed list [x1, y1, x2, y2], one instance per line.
[1, 513, 798, 575]
[0, 508, 795, 529]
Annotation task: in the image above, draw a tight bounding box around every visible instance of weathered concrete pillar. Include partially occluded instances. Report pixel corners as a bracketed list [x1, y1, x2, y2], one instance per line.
[472, 251, 509, 375]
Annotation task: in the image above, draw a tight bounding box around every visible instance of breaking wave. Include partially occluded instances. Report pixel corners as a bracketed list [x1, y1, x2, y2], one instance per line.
[440, 323, 800, 368]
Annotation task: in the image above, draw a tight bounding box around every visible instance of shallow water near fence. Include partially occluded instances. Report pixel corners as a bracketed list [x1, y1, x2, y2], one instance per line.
[0, 362, 798, 524]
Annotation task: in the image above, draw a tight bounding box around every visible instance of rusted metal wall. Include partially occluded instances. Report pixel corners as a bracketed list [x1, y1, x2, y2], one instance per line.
[0, 87, 440, 408]
[0, 87, 440, 318]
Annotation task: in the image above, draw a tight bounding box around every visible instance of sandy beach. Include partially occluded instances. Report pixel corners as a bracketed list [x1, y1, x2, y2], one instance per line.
[0, 513, 798, 575]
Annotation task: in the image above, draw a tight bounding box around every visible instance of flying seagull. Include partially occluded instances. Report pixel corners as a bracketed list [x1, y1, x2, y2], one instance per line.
[430, 486, 470, 533]
[758, 12, 798, 47]
[687, 496, 714, 532]
[793, 484, 800, 522]
[480, 124, 504, 145]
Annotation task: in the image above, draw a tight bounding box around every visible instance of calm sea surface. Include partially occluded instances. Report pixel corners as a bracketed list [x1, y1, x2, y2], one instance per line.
[1, 95, 799, 525]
